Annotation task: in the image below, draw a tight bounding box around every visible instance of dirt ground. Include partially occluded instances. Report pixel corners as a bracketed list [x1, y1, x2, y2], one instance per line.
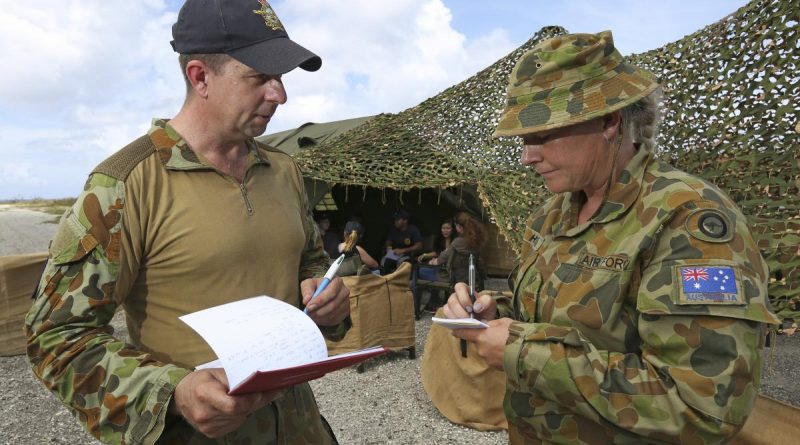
[1, 205, 797, 444]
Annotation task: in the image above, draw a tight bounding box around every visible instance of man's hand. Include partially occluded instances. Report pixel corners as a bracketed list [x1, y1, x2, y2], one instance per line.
[170, 368, 283, 438]
[301, 276, 350, 326]
[443, 282, 498, 321]
[392, 248, 405, 256]
[452, 318, 513, 369]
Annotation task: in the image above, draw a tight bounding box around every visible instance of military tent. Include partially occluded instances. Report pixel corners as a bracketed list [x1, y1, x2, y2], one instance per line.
[262, 0, 798, 320]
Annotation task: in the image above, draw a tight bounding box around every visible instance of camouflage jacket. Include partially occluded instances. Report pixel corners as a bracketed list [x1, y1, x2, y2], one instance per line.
[25, 120, 346, 444]
[496, 147, 779, 444]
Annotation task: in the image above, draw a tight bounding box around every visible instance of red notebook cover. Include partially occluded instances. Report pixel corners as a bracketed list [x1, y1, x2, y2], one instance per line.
[228, 346, 387, 395]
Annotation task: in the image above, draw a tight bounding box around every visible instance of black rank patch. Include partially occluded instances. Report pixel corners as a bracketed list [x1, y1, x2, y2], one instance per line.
[686, 208, 734, 243]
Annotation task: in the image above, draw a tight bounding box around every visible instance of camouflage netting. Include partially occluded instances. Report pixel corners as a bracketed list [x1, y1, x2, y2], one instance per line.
[294, 0, 799, 321]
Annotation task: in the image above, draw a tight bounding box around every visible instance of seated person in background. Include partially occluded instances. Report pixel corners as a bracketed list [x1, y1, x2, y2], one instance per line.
[337, 220, 379, 276]
[382, 209, 423, 273]
[417, 218, 456, 262]
[430, 211, 487, 291]
[315, 212, 342, 259]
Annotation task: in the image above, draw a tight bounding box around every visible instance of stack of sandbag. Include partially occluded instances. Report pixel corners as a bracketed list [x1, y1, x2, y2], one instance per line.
[421, 307, 507, 431]
[326, 262, 415, 355]
[0, 252, 47, 356]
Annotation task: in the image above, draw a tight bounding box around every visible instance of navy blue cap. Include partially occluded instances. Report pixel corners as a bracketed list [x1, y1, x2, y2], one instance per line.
[393, 209, 410, 220]
[171, 0, 321, 74]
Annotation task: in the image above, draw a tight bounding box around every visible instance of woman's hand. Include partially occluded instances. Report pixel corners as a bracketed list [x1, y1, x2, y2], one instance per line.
[452, 318, 513, 369]
[443, 282, 497, 321]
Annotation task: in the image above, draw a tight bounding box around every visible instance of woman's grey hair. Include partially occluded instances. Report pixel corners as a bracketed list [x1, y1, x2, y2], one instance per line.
[620, 88, 662, 152]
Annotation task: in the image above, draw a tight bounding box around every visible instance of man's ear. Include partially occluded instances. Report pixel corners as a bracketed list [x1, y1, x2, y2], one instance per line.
[185, 60, 209, 99]
[602, 110, 622, 140]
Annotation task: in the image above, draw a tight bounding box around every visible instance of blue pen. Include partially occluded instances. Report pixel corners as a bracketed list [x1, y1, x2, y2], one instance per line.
[304, 254, 346, 314]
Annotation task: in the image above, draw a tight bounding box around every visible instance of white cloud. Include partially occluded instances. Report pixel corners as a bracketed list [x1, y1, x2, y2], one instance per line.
[0, 0, 183, 200]
[0, 0, 740, 200]
[268, 0, 516, 130]
[0, 1, 177, 111]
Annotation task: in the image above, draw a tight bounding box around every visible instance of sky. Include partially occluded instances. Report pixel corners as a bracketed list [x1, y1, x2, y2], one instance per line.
[0, 0, 749, 200]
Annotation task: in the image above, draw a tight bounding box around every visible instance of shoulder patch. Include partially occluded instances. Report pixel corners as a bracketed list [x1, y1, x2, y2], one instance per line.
[527, 230, 544, 251]
[92, 135, 155, 181]
[685, 208, 733, 243]
[675, 265, 745, 305]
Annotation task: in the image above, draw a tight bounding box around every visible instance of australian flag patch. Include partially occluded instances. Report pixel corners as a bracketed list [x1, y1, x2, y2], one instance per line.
[676, 266, 745, 305]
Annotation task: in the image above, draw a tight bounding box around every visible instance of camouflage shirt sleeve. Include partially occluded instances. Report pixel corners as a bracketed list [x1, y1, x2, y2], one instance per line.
[502, 200, 775, 443]
[25, 173, 191, 445]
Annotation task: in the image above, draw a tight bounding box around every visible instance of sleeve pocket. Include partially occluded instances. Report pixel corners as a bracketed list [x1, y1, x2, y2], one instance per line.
[49, 210, 99, 266]
[638, 259, 777, 325]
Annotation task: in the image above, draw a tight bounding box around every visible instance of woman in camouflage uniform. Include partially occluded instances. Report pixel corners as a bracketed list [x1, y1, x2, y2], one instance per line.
[445, 30, 779, 444]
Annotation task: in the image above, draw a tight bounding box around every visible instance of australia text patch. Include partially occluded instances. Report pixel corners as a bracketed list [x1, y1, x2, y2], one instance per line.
[676, 265, 745, 305]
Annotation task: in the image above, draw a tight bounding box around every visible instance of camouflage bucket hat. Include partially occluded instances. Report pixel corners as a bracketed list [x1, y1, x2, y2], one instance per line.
[493, 30, 659, 138]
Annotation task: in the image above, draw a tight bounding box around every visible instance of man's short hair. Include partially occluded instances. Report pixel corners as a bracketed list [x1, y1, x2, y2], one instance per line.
[393, 209, 410, 221]
[178, 53, 232, 94]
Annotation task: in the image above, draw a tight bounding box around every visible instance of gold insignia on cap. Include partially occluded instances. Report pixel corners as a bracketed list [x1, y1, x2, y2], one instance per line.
[253, 0, 285, 31]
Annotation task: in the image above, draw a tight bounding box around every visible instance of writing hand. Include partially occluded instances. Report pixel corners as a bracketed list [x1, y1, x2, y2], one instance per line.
[451, 318, 513, 369]
[171, 368, 283, 438]
[443, 282, 497, 321]
[301, 276, 350, 326]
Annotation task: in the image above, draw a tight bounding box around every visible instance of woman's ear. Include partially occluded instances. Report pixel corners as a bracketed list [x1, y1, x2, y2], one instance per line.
[602, 111, 622, 141]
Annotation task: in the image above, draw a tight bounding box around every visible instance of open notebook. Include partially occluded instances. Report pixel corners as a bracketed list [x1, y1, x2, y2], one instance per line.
[181, 295, 385, 395]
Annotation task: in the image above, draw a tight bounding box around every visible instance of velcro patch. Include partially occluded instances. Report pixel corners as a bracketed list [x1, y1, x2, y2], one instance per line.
[675, 265, 745, 305]
[527, 231, 544, 251]
[685, 208, 733, 243]
[576, 253, 629, 271]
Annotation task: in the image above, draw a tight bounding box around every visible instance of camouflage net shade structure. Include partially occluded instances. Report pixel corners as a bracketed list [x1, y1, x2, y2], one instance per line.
[294, 0, 799, 321]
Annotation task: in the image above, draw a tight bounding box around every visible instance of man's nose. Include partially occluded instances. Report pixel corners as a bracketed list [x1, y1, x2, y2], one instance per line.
[520, 145, 541, 165]
[266, 80, 287, 104]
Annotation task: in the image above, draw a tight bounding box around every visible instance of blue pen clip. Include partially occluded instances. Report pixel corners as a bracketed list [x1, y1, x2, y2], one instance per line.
[304, 254, 345, 314]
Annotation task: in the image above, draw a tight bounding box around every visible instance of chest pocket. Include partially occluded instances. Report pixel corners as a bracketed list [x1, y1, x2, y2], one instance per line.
[512, 255, 542, 322]
[538, 263, 633, 330]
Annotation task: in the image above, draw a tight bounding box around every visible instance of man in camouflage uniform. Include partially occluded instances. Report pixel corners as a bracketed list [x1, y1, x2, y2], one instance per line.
[445, 31, 779, 444]
[25, 1, 351, 443]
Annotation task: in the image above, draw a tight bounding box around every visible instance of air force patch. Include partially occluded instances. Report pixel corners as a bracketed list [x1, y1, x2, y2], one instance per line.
[676, 265, 745, 305]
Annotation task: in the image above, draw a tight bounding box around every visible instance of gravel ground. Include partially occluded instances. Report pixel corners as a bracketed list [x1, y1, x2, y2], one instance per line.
[1, 205, 797, 444]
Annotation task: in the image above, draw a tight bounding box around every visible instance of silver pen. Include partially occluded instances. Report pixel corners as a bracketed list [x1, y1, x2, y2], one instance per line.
[468, 253, 476, 318]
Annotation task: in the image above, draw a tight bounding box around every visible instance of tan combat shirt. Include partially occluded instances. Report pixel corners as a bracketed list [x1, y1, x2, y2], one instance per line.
[26, 119, 345, 444]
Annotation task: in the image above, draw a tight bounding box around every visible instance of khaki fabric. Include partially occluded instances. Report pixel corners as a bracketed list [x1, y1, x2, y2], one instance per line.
[113, 133, 324, 368]
[0, 252, 47, 356]
[326, 262, 414, 355]
[421, 307, 507, 431]
[729, 395, 800, 445]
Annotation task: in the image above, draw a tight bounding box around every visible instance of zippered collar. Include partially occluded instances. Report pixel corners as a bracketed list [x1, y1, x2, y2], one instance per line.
[147, 118, 271, 171]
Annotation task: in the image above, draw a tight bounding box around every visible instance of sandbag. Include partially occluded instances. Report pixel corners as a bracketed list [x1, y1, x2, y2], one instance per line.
[421, 310, 800, 439]
[730, 394, 800, 444]
[421, 307, 507, 431]
[326, 262, 415, 355]
[0, 252, 48, 356]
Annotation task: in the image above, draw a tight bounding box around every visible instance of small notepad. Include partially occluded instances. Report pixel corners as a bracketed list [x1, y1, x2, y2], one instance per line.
[431, 317, 488, 329]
